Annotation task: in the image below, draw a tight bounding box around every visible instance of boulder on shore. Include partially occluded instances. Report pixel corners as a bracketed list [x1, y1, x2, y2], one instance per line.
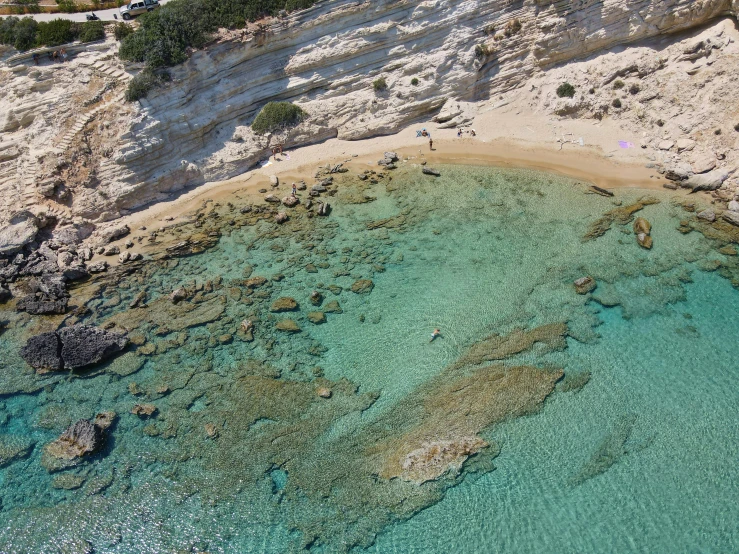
[0, 211, 39, 257]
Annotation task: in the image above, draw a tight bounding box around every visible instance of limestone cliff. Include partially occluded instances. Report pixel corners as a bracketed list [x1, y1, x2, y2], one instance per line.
[1, 0, 737, 224]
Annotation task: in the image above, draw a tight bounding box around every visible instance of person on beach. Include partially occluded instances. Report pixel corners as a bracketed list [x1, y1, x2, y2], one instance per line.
[429, 137, 433, 150]
[430, 329, 441, 342]
[421, 129, 428, 137]
[272, 146, 278, 159]
[32, 53, 39, 65]
[60, 48, 67, 62]
[292, 183, 297, 196]
[470, 129, 476, 137]
[457, 128, 463, 137]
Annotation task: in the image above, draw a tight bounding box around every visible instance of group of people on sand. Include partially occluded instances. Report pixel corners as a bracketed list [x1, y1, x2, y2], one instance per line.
[32, 49, 68, 65]
[457, 128, 476, 138]
[420, 128, 433, 150]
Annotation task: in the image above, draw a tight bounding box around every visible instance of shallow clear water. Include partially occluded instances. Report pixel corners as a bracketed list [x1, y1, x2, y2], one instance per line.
[0, 164, 737, 553]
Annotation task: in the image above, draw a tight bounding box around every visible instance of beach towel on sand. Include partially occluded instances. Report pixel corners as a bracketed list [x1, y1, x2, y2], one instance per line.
[618, 141, 635, 148]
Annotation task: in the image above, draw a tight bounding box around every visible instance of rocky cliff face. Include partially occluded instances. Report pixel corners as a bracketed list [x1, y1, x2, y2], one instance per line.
[1, 0, 738, 224]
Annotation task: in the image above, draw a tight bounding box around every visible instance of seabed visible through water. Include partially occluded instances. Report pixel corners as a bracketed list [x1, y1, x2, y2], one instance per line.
[0, 164, 737, 553]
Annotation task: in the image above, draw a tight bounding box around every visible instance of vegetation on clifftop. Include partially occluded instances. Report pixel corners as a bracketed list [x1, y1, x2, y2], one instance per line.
[119, 0, 317, 68]
[0, 17, 106, 51]
[118, 0, 317, 101]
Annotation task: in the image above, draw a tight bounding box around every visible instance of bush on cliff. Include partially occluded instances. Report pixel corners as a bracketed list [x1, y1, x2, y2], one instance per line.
[251, 102, 306, 135]
[125, 68, 171, 102]
[556, 82, 575, 98]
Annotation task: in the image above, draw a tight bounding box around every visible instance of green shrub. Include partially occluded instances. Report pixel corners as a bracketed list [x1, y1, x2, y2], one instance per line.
[79, 20, 105, 43]
[503, 18, 521, 37]
[372, 77, 387, 92]
[411, 77, 419, 86]
[714, 128, 721, 135]
[56, 0, 79, 13]
[556, 82, 575, 98]
[734, 122, 739, 132]
[613, 79, 624, 89]
[120, 0, 318, 69]
[114, 22, 134, 41]
[36, 19, 77, 46]
[284, 0, 314, 10]
[656, 119, 664, 127]
[0, 17, 38, 50]
[251, 101, 306, 135]
[612, 98, 622, 108]
[125, 69, 171, 102]
[628, 83, 640, 95]
[474, 43, 490, 60]
[12, 0, 40, 14]
[588, 87, 595, 94]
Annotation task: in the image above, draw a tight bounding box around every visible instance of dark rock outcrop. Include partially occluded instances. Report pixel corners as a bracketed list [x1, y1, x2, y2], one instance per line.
[57, 325, 128, 371]
[20, 325, 127, 373]
[19, 331, 63, 373]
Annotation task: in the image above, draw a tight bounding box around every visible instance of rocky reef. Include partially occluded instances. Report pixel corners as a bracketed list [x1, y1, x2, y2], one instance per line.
[2, 1, 739, 227]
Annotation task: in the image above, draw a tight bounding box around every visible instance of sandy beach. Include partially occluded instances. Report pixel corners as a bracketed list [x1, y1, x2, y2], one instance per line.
[114, 106, 671, 245]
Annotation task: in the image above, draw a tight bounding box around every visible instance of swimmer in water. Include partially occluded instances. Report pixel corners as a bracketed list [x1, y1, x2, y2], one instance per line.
[430, 328, 441, 342]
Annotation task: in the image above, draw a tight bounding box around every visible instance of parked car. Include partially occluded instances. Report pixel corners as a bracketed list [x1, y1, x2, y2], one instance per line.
[119, 0, 159, 20]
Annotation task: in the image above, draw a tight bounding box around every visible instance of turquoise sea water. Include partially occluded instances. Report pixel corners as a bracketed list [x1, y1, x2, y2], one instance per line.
[0, 164, 737, 553]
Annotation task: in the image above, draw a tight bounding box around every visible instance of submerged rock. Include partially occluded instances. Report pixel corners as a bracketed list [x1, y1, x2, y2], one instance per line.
[42, 419, 105, 472]
[422, 167, 441, 176]
[310, 290, 323, 306]
[634, 217, 653, 249]
[275, 319, 301, 333]
[316, 386, 332, 398]
[131, 404, 157, 418]
[696, 209, 716, 222]
[169, 287, 188, 303]
[323, 300, 343, 313]
[307, 311, 326, 324]
[351, 279, 374, 294]
[399, 437, 488, 484]
[0, 434, 35, 468]
[574, 276, 596, 294]
[270, 297, 298, 312]
[275, 212, 289, 224]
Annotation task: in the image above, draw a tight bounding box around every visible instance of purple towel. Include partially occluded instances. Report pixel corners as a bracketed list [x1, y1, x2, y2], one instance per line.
[618, 141, 635, 148]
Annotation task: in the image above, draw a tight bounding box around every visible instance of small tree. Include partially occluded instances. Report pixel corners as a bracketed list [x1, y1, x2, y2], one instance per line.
[556, 82, 575, 98]
[411, 77, 419, 86]
[372, 77, 387, 92]
[612, 98, 622, 108]
[613, 79, 625, 89]
[251, 102, 306, 135]
[628, 83, 640, 95]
